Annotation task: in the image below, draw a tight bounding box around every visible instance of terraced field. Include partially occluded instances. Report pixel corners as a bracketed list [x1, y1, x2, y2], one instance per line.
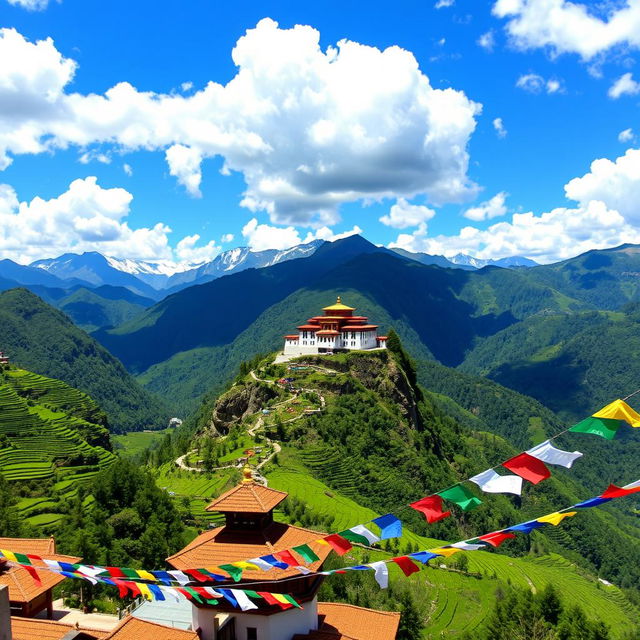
[0, 367, 117, 529]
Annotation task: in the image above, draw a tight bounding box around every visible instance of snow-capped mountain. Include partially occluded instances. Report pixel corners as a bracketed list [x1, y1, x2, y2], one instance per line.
[448, 253, 538, 269]
[104, 256, 194, 289]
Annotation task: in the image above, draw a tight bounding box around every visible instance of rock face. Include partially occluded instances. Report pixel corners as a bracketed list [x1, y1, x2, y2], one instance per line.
[210, 382, 278, 433]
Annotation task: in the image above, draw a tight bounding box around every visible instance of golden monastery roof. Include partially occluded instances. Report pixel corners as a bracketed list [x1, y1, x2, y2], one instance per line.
[10, 617, 107, 640]
[322, 297, 355, 312]
[292, 603, 400, 640]
[205, 480, 288, 513]
[166, 521, 332, 580]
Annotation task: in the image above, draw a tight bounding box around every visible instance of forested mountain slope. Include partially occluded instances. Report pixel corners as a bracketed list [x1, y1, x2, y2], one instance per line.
[0, 288, 167, 432]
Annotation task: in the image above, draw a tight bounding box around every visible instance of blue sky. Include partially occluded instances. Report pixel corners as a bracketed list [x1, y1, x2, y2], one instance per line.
[1, 0, 640, 266]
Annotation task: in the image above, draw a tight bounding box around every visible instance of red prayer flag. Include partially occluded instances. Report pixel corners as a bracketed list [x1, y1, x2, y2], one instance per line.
[23, 565, 42, 586]
[184, 569, 211, 583]
[323, 535, 353, 556]
[106, 566, 126, 579]
[113, 580, 129, 599]
[502, 453, 550, 485]
[124, 581, 141, 598]
[275, 550, 299, 566]
[392, 556, 420, 577]
[478, 531, 516, 548]
[600, 483, 640, 499]
[257, 591, 291, 609]
[410, 495, 451, 523]
[175, 587, 194, 601]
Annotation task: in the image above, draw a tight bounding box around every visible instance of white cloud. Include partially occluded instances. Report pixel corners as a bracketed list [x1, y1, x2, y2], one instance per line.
[608, 72, 640, 99]
[123, 163, 133, 176]
[516, 73, 563, 94]
[435, 0, 455, 7]
[0, 20, 481, 226]
[493, 117, 507, 138]
[390, 147, 640, 262]
[493, 0, 640, 60]
[564, 148, 640, 225]
[379, 198, 436, 229]
[463, 192, 508, 221]
[79, 151, 110, 165]
[175, 234, 219, 264]
[180, 81, 193, 92]
[221, 233, 235, 243]
[0, 177, 178, 262]
[478, 30, 496, 51]
[7, 0, 52, 10]
[618, 128, 634, 143]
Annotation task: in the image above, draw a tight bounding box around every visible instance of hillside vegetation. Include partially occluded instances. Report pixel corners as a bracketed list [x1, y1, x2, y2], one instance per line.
[0, 288, 168, 431]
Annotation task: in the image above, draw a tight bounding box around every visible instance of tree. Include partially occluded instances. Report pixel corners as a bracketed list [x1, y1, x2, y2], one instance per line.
[396, 590, 424, 640]
[0, 472, 21, 536]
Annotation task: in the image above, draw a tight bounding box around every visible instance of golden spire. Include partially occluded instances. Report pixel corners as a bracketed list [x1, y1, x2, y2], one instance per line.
[336, 296, 341, 304]
[241, 465, 254, 484]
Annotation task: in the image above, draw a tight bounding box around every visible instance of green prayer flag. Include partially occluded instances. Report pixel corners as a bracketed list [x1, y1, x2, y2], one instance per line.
[292, 544, 320, 563]
[122, 568, 140, 579]
[569, 416, 621, 440]
[339, 530, 370, 546]
[14, 553, 30, 565]
[183, 587, 204, 603]
[219, 564, 243, 582]
[284, 594, 301, 608]
[204, 598, 219, 605]
[437, 484, 482, 512]
[244, 590, 261, 599]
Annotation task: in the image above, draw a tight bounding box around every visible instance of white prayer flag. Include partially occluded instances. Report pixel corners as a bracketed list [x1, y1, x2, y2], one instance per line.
[294, 566, 312, 574]
[231, 589, 259, 611]
[469, 468, 523, 495]
[167, 570, 192, 585]
[624, 479, 640, 490]
[349, 524, 380, 545]
[369, 560, 389, 589]
[450, 541, 486, 551]
[43, 559, 63, 572]
[204, 587, 223, 598]
[248, 557, 275, 571]
[159, 586, 181, 602]
[527, 440, 583, 468]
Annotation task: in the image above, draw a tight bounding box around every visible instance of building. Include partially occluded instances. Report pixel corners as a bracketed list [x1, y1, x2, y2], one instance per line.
[166, 468, 400, 640]
[0, 353, 8, 365]
[283, 298, 387, 357]
[0, 537, 80, 619]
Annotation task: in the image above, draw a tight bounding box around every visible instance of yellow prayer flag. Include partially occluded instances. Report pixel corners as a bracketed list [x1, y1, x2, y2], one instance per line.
[137, 583, 153, 601]
[136, 570, 157, 581]
[536, 511, 577, 526]
[272, 593, 289, 604]
[429, 547, 461, 557]
[232, 561, 261, 571]
[0, 550, 16, 563]
[593, 399, 640, 427]
[316, 539, 330, 546]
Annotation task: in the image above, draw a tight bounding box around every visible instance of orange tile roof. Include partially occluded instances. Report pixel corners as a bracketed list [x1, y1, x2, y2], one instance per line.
[104, 616, 198, 639]
[0, 537, 57, 556]
[205, 482, 288, 513]
[10, 616, 108, 640]
[166, 521, 332, 581]
[292, 603, 400, 640]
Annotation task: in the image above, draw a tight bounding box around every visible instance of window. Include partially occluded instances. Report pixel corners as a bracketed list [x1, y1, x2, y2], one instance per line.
[247, 628, 258, 640]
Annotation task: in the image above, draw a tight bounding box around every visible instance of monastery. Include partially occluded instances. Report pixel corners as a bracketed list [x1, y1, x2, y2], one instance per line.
[0, 470, 400, 640]
[283, 297, 387, 357]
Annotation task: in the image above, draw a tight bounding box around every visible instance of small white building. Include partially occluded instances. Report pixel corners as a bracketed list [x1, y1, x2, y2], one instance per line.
[283, 297, 387, 357]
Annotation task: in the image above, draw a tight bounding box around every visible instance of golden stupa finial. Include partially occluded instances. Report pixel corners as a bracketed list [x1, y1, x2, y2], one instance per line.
[336, 296, 341, 304]
[241, 465, 254, 484]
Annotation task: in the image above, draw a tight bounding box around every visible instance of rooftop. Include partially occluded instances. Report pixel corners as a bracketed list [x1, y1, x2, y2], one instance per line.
[292, 603, 401, 640]
[204, 480, 288, 514]
[104, 616, 199, 640]
[322, 297, 355, 312]
[166, 520, 331, 581]
[10, 616, 107, 640]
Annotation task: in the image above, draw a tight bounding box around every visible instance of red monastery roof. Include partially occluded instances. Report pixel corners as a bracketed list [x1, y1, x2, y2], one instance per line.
[297, 325, 321, 330]
[340, 325, 378, 331]
[292, 603, 400, 640]
[205, 482, 288, 513]
[10, 617, 107, 640]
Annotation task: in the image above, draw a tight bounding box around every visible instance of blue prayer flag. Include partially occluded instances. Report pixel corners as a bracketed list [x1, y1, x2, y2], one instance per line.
[372, 514, 402, 540]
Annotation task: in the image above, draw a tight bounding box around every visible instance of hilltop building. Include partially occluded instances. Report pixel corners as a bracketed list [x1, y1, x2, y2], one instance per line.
[283, 297, 387, 357]
[166, 468, 400, 640]
[0, 353, 8, 365]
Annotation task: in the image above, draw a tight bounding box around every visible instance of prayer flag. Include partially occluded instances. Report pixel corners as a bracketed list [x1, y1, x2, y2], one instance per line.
[151, 571, 174, 585]
[272, 593, 294, 610]
[23, 566, 41, 586]
[43, 560, 62, 572]
[292, 545, 320, 563]
[260, 555, 289, 570]
[294, 566, 312, 575]
[392, 556, 420, 576]
[138, 583, 153, 601]
[230, 589, 258, 611]
[230, 561, 261, 571]
[136, 570, 157, 582]
[437, 484, 482, 511]
[450, 541, 487, 551]
[429, 547, 461, 558]
[507, 520, 547, 533]
[478, 531, 516, 548]
[218, 564, 243, 582]
[203, 587, 223, 599]
[369, 560, 389, 588]
[0, 551, 16, 563]
[569, 417, 620, 440]
[502, 453, 550, 484]
[593, 399, 640, 427]
[114, 581, 129, 599]
[536, 511, 577, 526]
[192, 587, 217, 605]
[106, 566, 126, 579]
[257, 591, 279, 606]
[275, 550, 299, 566]
[14, 552, 30, 565]
[219, 589, 239, 608]
[184, 569, 212, 583]
[283, 594, 302, 609]
[372, 514, 402, 539]
[341, 525, 380, 546]
[469, 469, 523, 496]
[574, 496, 611, 508]
[124, 582, 141, 598]
[526, 440, 583, 469]
[167, 570, 191, 585]
[248, 557, 277, 571]
[624, 479, 640, 490]
[410, 495, 451, 523]
[183, 587, 204, 604]
[409, 551, 440, 564]
[147, 585, 165, 601]
[601, 483, 640, 499]
[323, 535, 353, 556]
